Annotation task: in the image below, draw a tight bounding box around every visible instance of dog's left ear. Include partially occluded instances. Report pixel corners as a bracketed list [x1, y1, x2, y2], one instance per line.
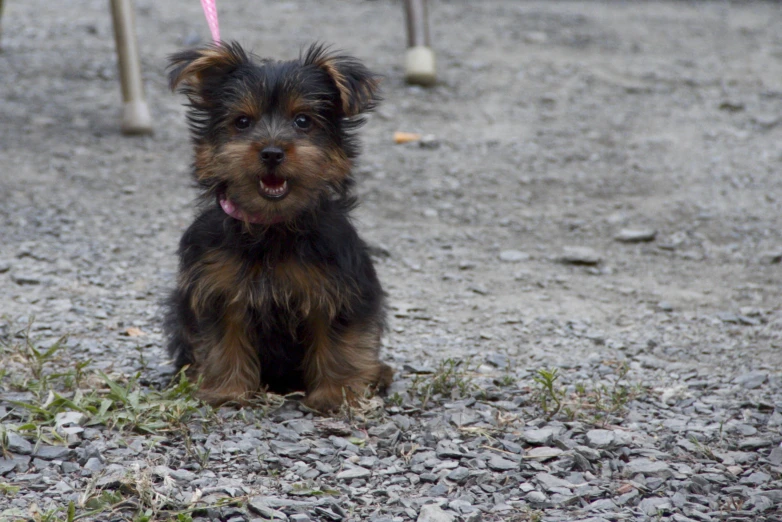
[168, 42, 250, 107]
[303, 44, 381, 117]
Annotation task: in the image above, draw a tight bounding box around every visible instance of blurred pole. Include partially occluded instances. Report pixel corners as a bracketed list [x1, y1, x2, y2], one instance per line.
[0, 0, 5, 51]
[110, 0, 153, 135]
[404, 0, 436, 86]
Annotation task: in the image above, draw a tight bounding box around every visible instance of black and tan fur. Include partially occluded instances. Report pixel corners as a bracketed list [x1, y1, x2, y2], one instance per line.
[164, 42, 392, 411]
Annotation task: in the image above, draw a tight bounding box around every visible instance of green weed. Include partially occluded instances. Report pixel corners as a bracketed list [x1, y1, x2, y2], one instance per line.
[409, 358, 477, 409]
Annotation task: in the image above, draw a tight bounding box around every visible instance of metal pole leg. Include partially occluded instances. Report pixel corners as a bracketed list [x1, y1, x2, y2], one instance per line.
[404, 0, 436, 86]
[110, 0, 153, 135]
[0, 0, 5, 52]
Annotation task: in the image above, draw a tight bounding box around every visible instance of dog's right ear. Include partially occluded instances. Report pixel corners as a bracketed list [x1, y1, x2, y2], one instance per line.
[168, 42, 250, 104]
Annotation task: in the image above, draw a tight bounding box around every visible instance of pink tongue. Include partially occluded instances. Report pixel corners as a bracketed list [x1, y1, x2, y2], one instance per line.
[220, 196, 245, 221]
[219, 195, 283, 225]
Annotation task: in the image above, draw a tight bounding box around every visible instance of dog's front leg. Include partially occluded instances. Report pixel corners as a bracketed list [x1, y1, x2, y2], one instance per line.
[195, 301, 260, 405]
[302, 315, 392, 412]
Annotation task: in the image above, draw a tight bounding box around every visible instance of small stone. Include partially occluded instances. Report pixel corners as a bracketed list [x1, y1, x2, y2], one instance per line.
[368, 422, 399, 438]
[420, 473, 438, 483]
[558, 246, 601, 265]
[419, 135, 440, 149]
[248, 499, 289, 520]
[752, 114, 781, 129]
[585, 429, 615, 449]
[759, 250, 782, 264]
[738, 437, 772, 450]
[499, 250, 530, 263]
[615, 488, 639, 506]
[535, 472, 573, 492]
[487, 455, 517, 471]
[447, 466, 470, 484]
[638, 497, 672, 516]
[448, 499, 474, 514]
[615, 228, 656, 243]
[522, 427, 559, 445]
[733, 371, 767, 389]
[587, 499, 616, 511]
[739, 471, 770, 485]
[657, 301, 674, 312]
[768, 446, 782, 466]
[313, 506, 344, 521]
[170, 469, 196, 482]
[83, 457, 104, 473]
[525, 447, 563, 460]
[336, 466, 371, 480]
[33, 445, 71, 460]
[55, 412, 87, 428]
[574, 445, 601, 461]
[749, 495, 775, 513]
[525, 491, 547, 504]
[96, 473, 123, 488]
[0, 455, 30, 475]
[429, 484, 448, 496]
[726, 465, 743, 476]
[757, 489, 782, 503]
[290, 515, 311, 522]
[417, 504, 454, 522]
[5, 432, 33, 455]
[270, 440, 310, 456]
[449, 410, 479, 426]
[436, 441, 466, 459]
[0, 260, 11, 273]
[485, 353, 509, 369]
[624, 458, 673, 479]
[11, 272, 41, 285]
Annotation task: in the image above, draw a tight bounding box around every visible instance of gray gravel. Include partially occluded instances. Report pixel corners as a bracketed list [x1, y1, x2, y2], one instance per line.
[2, 0, 782, 521]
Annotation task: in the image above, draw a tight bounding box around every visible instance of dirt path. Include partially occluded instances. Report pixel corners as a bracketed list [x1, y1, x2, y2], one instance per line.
[1, 1, 781, 521]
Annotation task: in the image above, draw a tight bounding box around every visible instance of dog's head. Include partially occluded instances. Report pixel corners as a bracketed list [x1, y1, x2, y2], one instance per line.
[169, 42, 380, 224]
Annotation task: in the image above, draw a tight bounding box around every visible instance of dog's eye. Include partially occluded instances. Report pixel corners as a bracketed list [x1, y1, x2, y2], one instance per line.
[234, 115, 252, 130]
[293, 114, 312, 130]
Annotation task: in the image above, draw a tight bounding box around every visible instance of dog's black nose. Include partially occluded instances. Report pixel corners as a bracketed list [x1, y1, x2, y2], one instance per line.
[260, 147, 285, 167]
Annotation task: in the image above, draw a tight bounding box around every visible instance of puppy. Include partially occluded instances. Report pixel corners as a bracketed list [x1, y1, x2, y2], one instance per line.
[164, 42, 392, 412]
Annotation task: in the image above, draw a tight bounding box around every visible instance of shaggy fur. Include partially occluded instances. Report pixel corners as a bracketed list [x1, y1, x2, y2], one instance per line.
[164, 42, 392, 411]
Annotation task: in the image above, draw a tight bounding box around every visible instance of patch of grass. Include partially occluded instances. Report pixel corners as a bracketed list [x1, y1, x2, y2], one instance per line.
[533, 368, 564, 419]
[533, 364, 645, 424]
[508, 508, 544, 522]
[408, 358, 477, 409]
[289, 482, 340, 497]
[0, 482, 21, 496]
[1, 324, 214, 439]
[7, 368, 210, 438]
[0, 325, 242, 522]
[688, 436, 718, 461]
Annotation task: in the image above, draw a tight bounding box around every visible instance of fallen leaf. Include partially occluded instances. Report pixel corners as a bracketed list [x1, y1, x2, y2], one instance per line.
[125, 327, 144, 337]
[393, 131, 422, 144]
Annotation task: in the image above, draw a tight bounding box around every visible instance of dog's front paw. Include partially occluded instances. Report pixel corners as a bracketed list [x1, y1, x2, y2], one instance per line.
[303, 385, 347, 413]
[196, 386, 256, 407]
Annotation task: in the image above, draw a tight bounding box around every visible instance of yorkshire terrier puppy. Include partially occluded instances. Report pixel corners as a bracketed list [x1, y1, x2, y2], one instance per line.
[164, 42, 392, 412]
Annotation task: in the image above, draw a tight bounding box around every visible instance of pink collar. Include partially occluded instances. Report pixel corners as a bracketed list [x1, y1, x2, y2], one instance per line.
[219, 196, 284, 225]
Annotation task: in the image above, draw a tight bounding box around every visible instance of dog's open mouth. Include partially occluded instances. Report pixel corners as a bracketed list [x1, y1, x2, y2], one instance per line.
[259, 173, 289, 200]
[219, 192, 283, 225]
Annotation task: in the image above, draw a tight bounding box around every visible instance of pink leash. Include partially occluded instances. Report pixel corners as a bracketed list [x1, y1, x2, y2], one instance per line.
[200, 0, 221, 42]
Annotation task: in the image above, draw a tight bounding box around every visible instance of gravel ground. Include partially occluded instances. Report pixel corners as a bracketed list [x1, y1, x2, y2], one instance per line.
[1, 1, 782, 521]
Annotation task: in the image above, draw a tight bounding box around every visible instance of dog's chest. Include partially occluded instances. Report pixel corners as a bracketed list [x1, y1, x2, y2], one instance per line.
[189, 250, 343, 319]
